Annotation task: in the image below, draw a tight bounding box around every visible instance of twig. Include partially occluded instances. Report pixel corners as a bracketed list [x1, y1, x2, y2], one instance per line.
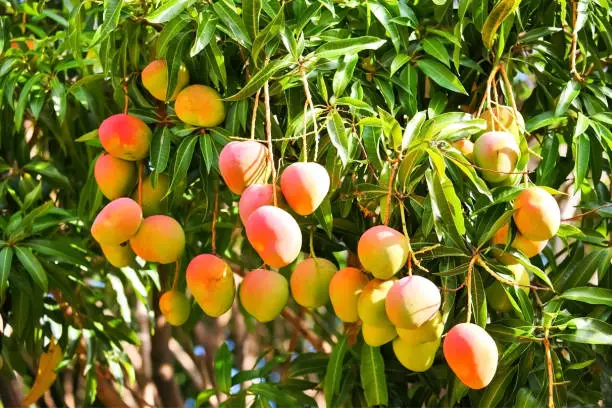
[250, 89, 260, 140]
[263, 81, 278, 207]
[561, 203, 612, 222]
[211, 183, 219, 254]
[398, 201, 429, 274]
[477, 258, 552, 291]
[280, 309, 327, 353]
[299, 64, 320, 160]
[383, 161, 399, 225]
[569, 1, 583, 82]
[543, 333, 556, 408]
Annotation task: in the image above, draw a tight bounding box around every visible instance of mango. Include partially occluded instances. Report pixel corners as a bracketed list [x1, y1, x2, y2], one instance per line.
[393, 337, 440, 372]
[91, 198, 143, 245]
[385, 275, 441, 329]
[100, 243, 135, 268]
[357, 279, 394, 327]
[453, 139, 474, 161]
[98, 114, 152, 161]
[513, 187, 560, 241]
[135, 174, 170, 216]
[159, 290, 191, 326]
[396, 311, 443, 344]
[175, 85, 225, 127]
[290, 258, 337, 308]
[238, 184, 282, 225]
[141, 59, 189, 101]
[492, 223, 547, 260]
[129, 215, 185, 264]
[443, 323, 498, 389]
[219, 141, 271, 194]
[94, 154, 137, 200]
[357, 226, 409, 279]
[244, 206, 302, 268]
[481, 105, 525, 139]
[329, 267, 369, 322]
[473, 131, 520, 183]
[239, 269, 288, 322]
[280, 162, 330, 215]
[362, 323, 397, 347]
[486, 264, 530, 312]
[186, 254, 235, 317]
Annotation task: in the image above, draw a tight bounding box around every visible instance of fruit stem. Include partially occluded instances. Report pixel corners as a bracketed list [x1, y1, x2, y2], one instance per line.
[476, 64, 501, 117]
[172, 260, 180, 290]
[438, 149, 530, 176]
[491, 78, 500, 131]
[250, 89, 261, 140]
[122, 82, 129, 115]
[299, 63, 319, 160]
[383, 161, 399, 226]
[211, 182, 219, 255]
[543, 332, 556, 408]
[309, 227, 316, 258]
[302, 101, 309, 161]
[137, 161, 144, 207]
[263, 80, 278, 207]
[477, 257, 551, 291]
[499, 64, 523, 134]
[465, 254, 479, 324]
[569, 0, 583, 83]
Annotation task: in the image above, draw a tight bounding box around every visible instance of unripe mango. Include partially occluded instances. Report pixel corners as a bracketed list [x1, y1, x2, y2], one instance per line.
[453, 139, 474, 161]
[94, 154, 137, 200]
[492, 223, 547, 259]
[385, 275, 441, 329]
[159, 290, 191, 326]
[100, 243, 135, 268]
[290, 258, 337, 308]
[443, 323, 498, 389]
[329, 267, 369, 322]
[393, 337, 440, 372]
[481, 105, 524, 139]
[513, 187, 560, 241]
[362, 324, 397, 346]
[239, 269, 288, 322]
[186, 254, 235, 317]
[280, 162, 330, 216]
[98, 114, 152, 161]
[219, 141, 271, 194]
[396, 311, 443, 344]
[92, 198, 143, 245]
[130, 215, 185, 264]
[135, 174, 170, 216]
[473, 131, 520, 183]
[238, 184, 282, 225]
[141, 59, 189, 101]
[245, 206, 302, 268]
[357, 279, 394, 327]
[175, 85, 225, 127]
[486, 264, 530, 312]
[357, 226, 409, 279]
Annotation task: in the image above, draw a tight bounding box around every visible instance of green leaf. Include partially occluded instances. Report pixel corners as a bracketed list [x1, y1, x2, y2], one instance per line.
[481, 0, 521, 49]
[401, 111, 426, 151]
[360, 345, 388, 407]
[214, 343, 232, 394]
[151, 127, 172, 174]
[572, 133, 590, 191]
[333, 54, 358, 97]
[225, 57, 292, 101]
[166, 31, 191, 101]
[324, 335, 348, 407]
[14, 247, 48, 291]
[555, 80, 582, 116]
[167, 136, 198, 196]
[554, 318, 612, 345]
[242, 0, 261, 40]
[15, 73, 44, 130]
[422, 37, 450, 67]
[559, 287, 612, 307]
[415, 59, 467, 95]
[479, 365, 518, 407]
[91, 0, 124, 45]
[195, 389, 217, 407]
[251, 5, 284, 64]
[552, 249, 611, 293]
[369, 2, 400, 52]
[191, 13, 217, 57]
[0, 247, 13, 300]
[478, 209, 514, 248]
[213, 1, 252, 47]
[515, 388, 538, 408]
[390, 53, 411, 76]
[147, 0, 195, 24]
[315, 37, 386, 60]
[327, 110, 350, 165]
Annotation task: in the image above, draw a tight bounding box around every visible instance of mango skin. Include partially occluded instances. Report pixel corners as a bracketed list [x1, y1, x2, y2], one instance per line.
[357, 279, 395, 327]
[329, 267, 369, 322]
[385, 275, 441, 329]
[473, 131, 520, 183]
[141, 59, 189, 101]
[100, 243, 135, 268]
[94, 154, 137, 200]
[357, 226, 409, 279]
[219, 141, 271, 194]
[245, 206, 302, 268]
[239, 269, 288, 322]
[159, 290, 191, 326]
[98, 114, 152, 161]
[513, 187, 560, 241]
[453, 139, 474, 161]
[362, 324, 397, 346]
[393, 337, 440, 372]
[135, 174, 170, 217]
[481, 105, 525, 140]
[492, 223, 547, 260]
[443, 323, 498, 389]
[91, 198, 143, 245]
[486, 264, 530, 312]
[175, 85, 225, 127]
[186, 254, 235, 317]
[238, 184, 282, 225]
[280, 162, 330, 216]
[129, 215, 185, 264]
[290, 258, 338, 308]
[396, 311, 443, 344]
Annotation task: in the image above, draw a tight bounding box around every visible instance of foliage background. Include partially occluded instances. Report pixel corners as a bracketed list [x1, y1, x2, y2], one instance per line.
[0, 0, 611, 406]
